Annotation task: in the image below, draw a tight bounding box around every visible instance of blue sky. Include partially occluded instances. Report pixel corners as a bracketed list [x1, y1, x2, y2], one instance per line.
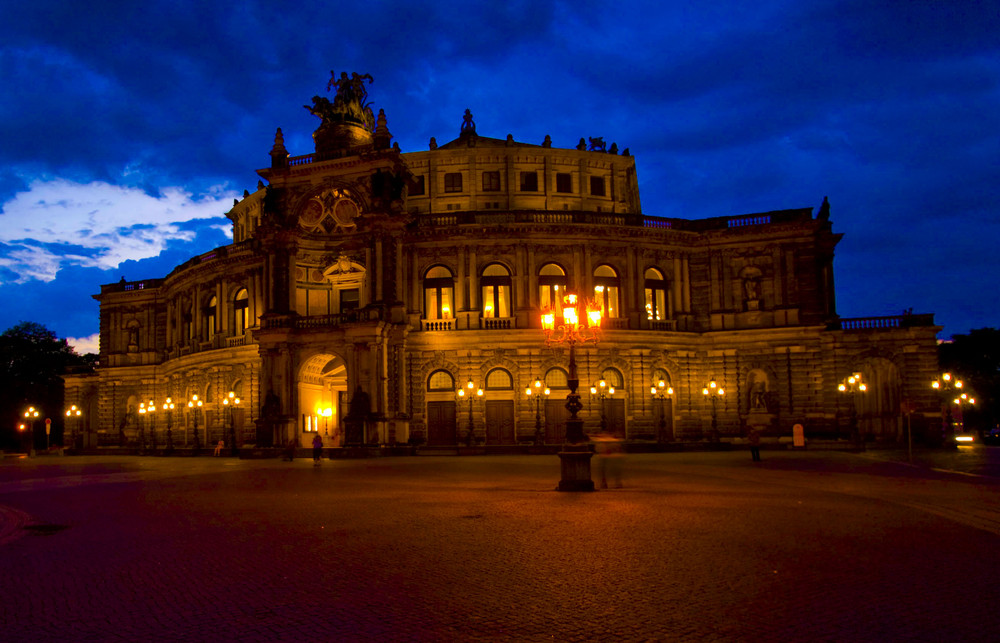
[1, 0, 998, 353]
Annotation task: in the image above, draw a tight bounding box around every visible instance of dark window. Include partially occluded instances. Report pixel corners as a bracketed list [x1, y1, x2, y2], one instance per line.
[444, 173, 463, 193]
[339, 288, 359, 313]
[482, 171, 500, 191]
[410, 175, 425, 196]
[556, 173, 572, 193]
[590, 176, 606, 196]
[520, 171, 538, 192]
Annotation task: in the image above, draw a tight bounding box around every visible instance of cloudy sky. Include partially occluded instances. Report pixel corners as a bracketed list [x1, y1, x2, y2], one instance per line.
[1, 0, 997, 353]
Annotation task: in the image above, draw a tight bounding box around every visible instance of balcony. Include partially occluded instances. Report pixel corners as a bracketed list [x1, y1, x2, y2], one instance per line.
[421, 319, 454, 331]
[481, 317, 514, 330]
[827, 313, 935, 331]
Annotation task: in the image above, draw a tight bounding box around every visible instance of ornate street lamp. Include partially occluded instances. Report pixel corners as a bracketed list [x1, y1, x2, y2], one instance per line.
[589, 379, 615, 434]
[162, 398, 176, 453]
[23, 406, 40, 455]
[952, 391, 976, 443]
[137, 401, 150, 453]
[702, 379, 725, 442]
[457, 379, 483, 446]
[838, 372, 867, 447]
[525, 377, 550, 445]
[65, 405, 82, 451]
[188, 394, 203, 454]
[147, 400, 157, 452]
[651, 380, 674, 442]
[931, 372, 965, 445]
[224, 391, 241, 456]
[541, 292, 602, 491]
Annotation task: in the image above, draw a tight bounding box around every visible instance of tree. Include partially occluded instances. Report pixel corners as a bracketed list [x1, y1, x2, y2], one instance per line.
[0, 322, 95, 451]
[938, 328, 1000, 433]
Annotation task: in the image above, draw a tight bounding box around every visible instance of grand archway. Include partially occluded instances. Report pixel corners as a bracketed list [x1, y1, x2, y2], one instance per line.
[298, 353, 348, 446]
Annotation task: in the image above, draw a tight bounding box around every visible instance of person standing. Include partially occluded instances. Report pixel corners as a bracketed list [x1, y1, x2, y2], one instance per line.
[748, 428, 762, 462]
[312, 433, 323, 466]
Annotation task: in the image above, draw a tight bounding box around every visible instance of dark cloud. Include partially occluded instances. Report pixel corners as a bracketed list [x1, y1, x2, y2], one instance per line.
[1, 0, 998, 338]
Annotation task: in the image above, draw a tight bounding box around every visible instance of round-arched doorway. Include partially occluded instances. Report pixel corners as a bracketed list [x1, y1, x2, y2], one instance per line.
[298, 353, 348, 446]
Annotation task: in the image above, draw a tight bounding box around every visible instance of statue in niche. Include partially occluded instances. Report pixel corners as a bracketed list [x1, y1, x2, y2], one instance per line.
[744, 276, 760, 301]
[747, 372, 769, 413]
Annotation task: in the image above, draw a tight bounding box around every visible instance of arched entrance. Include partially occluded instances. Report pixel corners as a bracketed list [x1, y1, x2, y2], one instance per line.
[298, 353, 348, 446]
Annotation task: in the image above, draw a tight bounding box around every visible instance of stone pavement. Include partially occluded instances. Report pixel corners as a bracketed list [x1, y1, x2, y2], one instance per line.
[1, 451, 999, 642]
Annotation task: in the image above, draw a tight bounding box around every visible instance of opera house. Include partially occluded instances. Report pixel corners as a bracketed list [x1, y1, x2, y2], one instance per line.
[63, 73, 941, 452]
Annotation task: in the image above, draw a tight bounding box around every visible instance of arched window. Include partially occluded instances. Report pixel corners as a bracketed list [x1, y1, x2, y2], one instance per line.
[644, 268, 668, 321]
[593, 265, 620, 319]
[600, 368, 624, 389]
[538, 263, 567, 311]
[544, 367, 569, 390]
[424, 266, 455, 320]
[485, 368, 513, 390]
[204, 296, 217, 339]
[234, 288, 249, 335]
[481, 263, 511, 318]
[428, 370, 455, 391]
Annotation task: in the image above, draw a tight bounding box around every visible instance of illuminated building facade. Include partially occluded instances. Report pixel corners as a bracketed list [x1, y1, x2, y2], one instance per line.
[63, 74, 942, 450]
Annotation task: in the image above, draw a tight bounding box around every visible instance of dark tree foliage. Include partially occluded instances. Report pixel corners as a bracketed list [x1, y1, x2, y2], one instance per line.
[939, 328, 1000, 432]
[0, 322, 96, 450]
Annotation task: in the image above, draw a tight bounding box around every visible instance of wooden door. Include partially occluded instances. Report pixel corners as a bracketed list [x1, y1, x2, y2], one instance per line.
[544, 397, 569, 444]
[427, 401, 457, 446]
[485, 400, 515, 444]
[607, 399, 626, 438]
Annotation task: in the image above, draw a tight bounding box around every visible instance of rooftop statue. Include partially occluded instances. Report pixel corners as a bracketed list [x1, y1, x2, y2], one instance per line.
[305, 71, 376, 131]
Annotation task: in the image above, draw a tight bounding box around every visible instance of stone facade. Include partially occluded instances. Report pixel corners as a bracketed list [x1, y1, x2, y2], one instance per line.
[63, 77, 942, 450]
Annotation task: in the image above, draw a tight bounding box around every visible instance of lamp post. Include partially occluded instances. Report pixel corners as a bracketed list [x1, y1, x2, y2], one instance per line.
[702, 379, 725, 442]
[931, 372, 965, 446]
[589, 379, 615, 434]
[457, 379, 483, 446]
[541, 292, 602, 491]
[146, 400, 157, 452]
[224, 391, 241, 456]
[65, 405, 82, 451]
[162, 398, 175, 453]
[951, 391, 976, 443]
[23, 406, 40, 455]
[188, 394, 203, 454]
[525, 377, 550, 445]
[137, 401, 149, 453]
[651, 380, 674, 442]
[838, 372, 867, 448]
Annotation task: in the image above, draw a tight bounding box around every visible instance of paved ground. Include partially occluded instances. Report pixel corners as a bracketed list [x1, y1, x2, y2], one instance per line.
[1, 450, 999, 642]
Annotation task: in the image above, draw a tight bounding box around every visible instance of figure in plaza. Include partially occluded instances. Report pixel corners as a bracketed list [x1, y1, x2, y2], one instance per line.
[748, 427, 762, 462]
[312, 433, 323, 466]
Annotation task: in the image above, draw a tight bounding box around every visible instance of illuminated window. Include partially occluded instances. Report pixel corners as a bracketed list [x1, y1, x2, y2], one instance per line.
[555, 173, 572, 193]
[234, 288, 249, 334]
[644, 267, 668, 321]
[428, 370, 455, 391]
[520, 171, 538, 192]
[590, 176, 606, 196]
[482, 171, 500, 191]
[204, 296, 217, 339]
[424, 265, 454, 320]
[444, 173, 463, 193]
[593, 264, 620, 318]
[481, 263, 511, 318]
[538, 263, 567, 311]
[485, 368, 513, 390]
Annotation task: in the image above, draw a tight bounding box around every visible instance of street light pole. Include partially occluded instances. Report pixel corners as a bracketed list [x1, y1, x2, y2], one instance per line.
[457, 380, 483, 446]
[65, 405, 82, 451]
[23, 406, 40, 456]
[223, 391, 241, 456]
[542, 292, 602, 491]
[138, 402, 148, 453]
[526, 377, 550, 445]
[651, 380, 673, 442]
[932, 372, 966, 446]
[589, 379, 615, 435]
[147, 400, 157, 452]
[838, 372, 867, 449]
[188, 394, 203, 454]
[702, 379, 725, 442]
[162, 398, 175, 453]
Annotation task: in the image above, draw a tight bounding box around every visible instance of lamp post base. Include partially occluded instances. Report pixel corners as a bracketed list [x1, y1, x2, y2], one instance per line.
[557, 444, 595, 492]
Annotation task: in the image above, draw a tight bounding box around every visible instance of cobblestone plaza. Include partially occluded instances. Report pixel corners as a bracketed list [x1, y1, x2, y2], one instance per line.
[2, 451, 999, 641]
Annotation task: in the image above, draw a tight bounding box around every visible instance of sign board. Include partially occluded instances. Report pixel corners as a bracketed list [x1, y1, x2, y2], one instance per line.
[45, 418, 51, 435]
[792, 423, 805, 448]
